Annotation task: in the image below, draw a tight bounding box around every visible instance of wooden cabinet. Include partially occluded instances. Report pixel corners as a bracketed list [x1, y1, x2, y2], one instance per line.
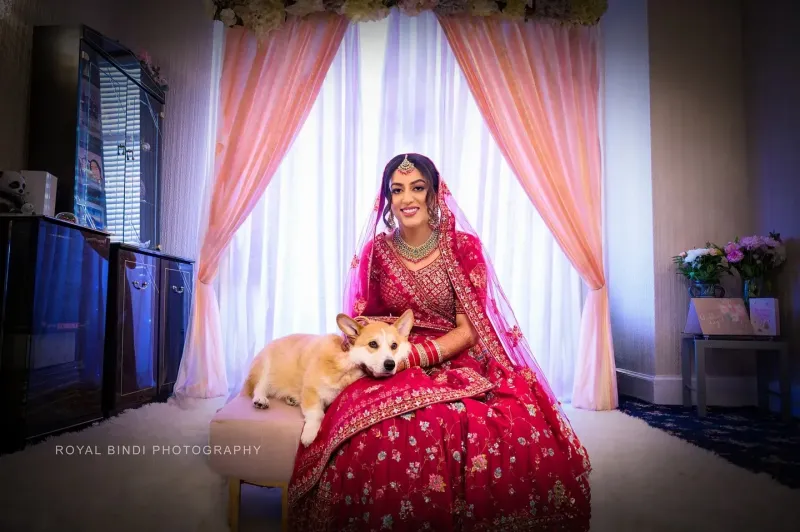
[103, 244, 193, 415]
[0, 217, 193, 454]
[159, 258, 193, 397]
[0, 216, 109, 453]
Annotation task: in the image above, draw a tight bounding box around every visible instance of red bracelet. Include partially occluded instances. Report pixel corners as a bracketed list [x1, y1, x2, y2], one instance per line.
[405, 340, 443, 368]
[421, 340, 442, 365]
[406, 345, 421, 367]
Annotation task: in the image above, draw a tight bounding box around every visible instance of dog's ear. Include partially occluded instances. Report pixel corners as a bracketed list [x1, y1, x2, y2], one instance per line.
[394, 309, 414, 338]
[336, 314, 362, 338]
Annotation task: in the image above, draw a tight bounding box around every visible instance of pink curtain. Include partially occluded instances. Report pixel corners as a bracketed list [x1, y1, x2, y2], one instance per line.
[175, 16, 350, 398]
[438, 16, 617, 410]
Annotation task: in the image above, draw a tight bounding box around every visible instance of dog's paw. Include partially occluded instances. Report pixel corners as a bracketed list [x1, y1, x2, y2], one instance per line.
[284, 397, 299, 407]
[300, 422, 320, 447]
[252, 396, 270, 409]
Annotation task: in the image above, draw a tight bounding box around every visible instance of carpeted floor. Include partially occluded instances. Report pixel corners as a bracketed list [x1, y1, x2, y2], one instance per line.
[619, 396, 800, 489]
[1, 397, 799, 532]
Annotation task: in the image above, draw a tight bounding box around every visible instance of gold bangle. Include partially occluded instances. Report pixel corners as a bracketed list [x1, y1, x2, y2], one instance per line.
[415, 343, 429, 367]
[431, 339, 444, 362]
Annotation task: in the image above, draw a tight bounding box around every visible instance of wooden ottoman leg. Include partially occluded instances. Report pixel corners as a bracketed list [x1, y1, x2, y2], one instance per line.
[280, 483, 289, 532]
[229, 478, 242, 532]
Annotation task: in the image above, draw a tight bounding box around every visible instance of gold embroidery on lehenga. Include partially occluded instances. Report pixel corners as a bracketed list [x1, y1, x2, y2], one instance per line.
[375, 237, 456, 329]
[302, 478, 587, 532]
[288, 367, 495, 504]
[353, 298, 367, 316]
[409, 256, 459, 319]
[469, 263, 488, 290]
[355, 316, 454, 333]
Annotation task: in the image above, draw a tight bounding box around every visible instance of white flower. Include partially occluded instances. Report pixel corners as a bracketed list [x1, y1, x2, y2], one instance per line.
[220, 8, 238, 26]
[285, 0, 325, 17]
[683, 248, 713, 264]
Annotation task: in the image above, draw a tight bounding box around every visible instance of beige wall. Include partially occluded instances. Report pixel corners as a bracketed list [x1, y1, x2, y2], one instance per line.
[648, 0, 755, 377]
[607, 0, 796, 406]
[0, 0, 215, 260]
[608, 0, 798, 414]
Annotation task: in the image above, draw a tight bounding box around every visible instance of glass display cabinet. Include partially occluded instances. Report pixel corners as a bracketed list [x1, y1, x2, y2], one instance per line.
[27, 24, 164, 249]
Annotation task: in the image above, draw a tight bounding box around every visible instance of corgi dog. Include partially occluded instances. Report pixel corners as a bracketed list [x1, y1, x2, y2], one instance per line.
[242, 309, 414, 446]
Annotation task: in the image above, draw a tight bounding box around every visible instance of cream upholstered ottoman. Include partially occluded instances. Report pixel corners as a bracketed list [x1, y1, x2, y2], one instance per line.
[208, 394, 304, 532]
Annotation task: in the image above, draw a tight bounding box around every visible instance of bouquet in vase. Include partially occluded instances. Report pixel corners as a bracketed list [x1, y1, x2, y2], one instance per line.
[723, 232, 786, 303]
[672, 244, 732, 297]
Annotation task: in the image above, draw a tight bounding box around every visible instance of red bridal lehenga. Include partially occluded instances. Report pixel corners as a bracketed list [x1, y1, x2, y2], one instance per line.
[288, 180, 591, 531]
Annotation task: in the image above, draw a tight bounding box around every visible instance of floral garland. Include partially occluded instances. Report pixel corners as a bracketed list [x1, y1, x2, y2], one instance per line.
[208, 0, 607, 38]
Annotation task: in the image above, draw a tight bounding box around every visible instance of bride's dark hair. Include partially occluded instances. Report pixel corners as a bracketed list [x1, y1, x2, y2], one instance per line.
[380, 153, 440, 229]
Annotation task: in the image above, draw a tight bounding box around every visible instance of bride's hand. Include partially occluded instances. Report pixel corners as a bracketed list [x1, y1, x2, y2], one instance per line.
[395, 357, 409, 373]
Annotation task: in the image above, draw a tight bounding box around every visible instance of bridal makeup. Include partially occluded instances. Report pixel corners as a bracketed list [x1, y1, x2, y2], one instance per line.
[389, 169, 430, 230]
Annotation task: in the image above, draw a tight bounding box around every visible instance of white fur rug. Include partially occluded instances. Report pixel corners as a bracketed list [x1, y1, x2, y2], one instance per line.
[0, 398, 798, 532]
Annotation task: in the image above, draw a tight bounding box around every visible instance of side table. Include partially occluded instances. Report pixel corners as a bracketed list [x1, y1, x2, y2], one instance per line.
[680, 336, 792, 422]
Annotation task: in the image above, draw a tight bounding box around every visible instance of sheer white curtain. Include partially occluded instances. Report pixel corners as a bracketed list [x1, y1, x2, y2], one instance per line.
[374, 10, 583, 400]
[217, 12, 583, 401]
[217, 25, 363, 394]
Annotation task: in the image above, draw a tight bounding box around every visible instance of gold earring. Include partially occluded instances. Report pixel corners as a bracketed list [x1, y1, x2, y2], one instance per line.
[428, 208, 439, 228]
[387, 212, 395, 229]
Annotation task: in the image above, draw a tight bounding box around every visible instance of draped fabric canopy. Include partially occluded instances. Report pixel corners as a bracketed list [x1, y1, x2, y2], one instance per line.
[437, 15, 616, 409]
[174, 15, 350, 398]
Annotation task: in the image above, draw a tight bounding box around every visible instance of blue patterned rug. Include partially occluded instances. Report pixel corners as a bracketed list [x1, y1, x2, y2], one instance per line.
[618, 396, 800, 489]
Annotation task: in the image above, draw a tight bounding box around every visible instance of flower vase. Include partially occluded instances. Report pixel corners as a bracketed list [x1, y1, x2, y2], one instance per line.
[688, 281, 725, 298]
[743, 277, 765, 311]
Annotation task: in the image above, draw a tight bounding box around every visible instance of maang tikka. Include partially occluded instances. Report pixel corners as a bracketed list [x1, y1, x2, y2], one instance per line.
[397, 155, 415, 175]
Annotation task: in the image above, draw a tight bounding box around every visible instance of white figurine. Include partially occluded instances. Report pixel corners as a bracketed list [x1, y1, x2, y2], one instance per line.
[0, 171, 35, 214]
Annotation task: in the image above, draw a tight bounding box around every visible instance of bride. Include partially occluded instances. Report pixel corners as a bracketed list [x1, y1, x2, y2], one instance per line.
[288, 153, 592, 531]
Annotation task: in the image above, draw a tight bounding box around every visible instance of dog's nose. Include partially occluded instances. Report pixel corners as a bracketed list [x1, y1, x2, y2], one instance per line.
[383, 359, 396, 371]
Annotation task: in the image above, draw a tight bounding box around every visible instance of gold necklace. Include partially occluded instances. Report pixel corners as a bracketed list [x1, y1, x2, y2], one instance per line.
[393, 228, 439, 263]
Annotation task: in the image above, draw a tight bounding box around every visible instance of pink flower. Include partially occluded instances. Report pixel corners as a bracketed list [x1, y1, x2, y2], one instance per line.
[739, 236, 765, 250]
[724, 243, 740, 255]
[398, 0, 440, 16]
[726, 249, 744, 263]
